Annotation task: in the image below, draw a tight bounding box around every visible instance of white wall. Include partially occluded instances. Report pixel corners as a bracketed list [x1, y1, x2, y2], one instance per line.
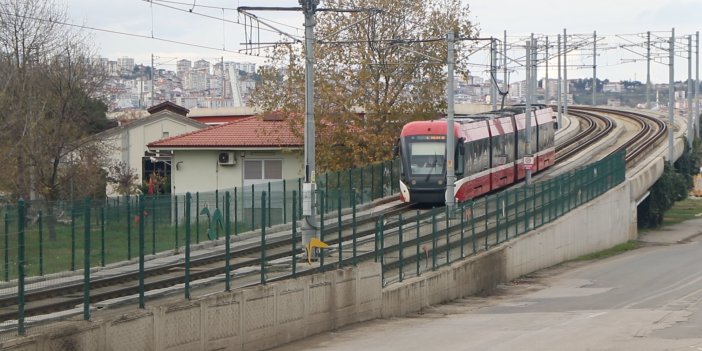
[100, 115, 203, 196]
[171, 149, 304, 195]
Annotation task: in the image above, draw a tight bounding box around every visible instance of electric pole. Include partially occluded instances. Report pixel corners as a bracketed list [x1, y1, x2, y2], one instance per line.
[526, 41, 533, 185]
[300, 0, 319, 250]
[592, 30, 597, 106]
[446, 31, 456, 212]
[668, 28, 675, 163]
[557, 34, 562, 127]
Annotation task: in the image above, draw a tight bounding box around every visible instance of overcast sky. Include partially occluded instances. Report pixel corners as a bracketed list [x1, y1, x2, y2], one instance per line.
[62, 0, 701, 83]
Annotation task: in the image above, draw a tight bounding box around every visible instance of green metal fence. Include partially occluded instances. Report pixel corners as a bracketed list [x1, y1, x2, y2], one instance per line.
[0, 152, 624, 338]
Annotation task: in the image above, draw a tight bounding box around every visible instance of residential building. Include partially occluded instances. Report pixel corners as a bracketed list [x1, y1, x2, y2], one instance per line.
[95, 101, 206, 196]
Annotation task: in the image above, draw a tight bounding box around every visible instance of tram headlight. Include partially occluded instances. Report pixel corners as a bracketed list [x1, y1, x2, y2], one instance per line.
[437, 180, 443, 185]
[411, 179, 416, 185]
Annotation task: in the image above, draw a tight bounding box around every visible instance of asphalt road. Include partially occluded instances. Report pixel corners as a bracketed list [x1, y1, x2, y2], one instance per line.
[271, 218, 702, 351]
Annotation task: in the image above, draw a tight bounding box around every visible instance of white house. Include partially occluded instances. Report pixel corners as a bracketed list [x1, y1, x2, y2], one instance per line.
[147, 112, 304, 196]
[95, 101, 206, 196]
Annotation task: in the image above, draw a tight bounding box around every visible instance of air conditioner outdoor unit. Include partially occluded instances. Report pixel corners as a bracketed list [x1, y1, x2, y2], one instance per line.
[218, 152, 236, 166]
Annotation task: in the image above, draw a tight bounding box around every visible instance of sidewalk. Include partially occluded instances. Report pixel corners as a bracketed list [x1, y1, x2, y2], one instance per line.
[638, 217, 702, 244]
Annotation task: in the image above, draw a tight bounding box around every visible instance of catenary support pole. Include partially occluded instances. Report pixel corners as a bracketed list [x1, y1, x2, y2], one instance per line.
[669, 28, 676, 163]
[526, 41, 533, 185]
[445, 31, 456, 212]
[689, 35, 694, 147]
[563, 28, 568, 119]
[646, 31, 652, 109]
[557, 34, 562, 127]
[300, 0, 319, 253]
[593, 31, 597, 105]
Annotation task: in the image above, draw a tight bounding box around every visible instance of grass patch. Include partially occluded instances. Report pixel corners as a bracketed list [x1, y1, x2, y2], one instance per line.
[574, 240, 638, 261]
[661, 197, 702, 227]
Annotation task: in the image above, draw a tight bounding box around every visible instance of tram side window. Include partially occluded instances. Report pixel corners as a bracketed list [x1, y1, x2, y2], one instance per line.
[517, 129, 526, 158]
[537, 123, 554, 151]
[503, 131, 516, 163]
[465, 138, 489, 175]
[492, 134, 505, 165]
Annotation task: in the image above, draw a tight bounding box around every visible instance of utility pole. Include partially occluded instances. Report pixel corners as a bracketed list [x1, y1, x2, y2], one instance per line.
[151, 54, 155, 107]
[563, 29, 568, 118]
[503, 31, 508, 107]
[525, 41, 533, 185]
[646, 31, 651, 109]
[491, 38, 497, 110]
[446, 31, 456, 212]
[592, 31, 597, 105]
[557, 34, 562, 127]
[688, 35, 693, 147]
[300, 0, 319, 250]
[696, 31, 700, 138]
[531, 33, 537, 104]
[545, 36, 549, 103]
[668, 28, 675, 163]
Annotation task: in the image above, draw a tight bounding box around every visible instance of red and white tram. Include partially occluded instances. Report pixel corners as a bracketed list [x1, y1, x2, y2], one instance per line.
[396, 105, 556, 204]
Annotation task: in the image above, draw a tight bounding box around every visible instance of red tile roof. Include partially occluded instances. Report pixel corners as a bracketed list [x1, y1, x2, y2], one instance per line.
[148, 116, 303, 149]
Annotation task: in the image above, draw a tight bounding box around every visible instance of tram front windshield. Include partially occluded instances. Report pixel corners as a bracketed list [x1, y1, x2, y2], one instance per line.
[408, 139, 445, 176]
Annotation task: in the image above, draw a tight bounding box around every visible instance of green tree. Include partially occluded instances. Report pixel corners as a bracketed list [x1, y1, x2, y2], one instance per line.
[249, 0, 477, 172]
[0, 0, 112, 238]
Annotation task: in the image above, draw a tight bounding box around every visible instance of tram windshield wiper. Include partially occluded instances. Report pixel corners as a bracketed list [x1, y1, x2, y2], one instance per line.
[425, 154, 438, 182]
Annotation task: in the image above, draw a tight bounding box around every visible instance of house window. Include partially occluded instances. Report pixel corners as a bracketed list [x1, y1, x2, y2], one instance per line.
[244, 160, 282, 182]
[162, 131, 169, 139]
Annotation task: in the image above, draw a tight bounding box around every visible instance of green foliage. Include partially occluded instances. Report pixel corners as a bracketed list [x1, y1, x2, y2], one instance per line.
[249, 0, 477, 172]
[638, 141, 700, 229]
[575, 241, 638, 261]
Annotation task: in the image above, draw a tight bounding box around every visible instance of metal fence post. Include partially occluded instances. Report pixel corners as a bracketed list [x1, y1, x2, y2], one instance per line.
[337, 187, 342, 267]
[371, 164, 375, 200]
[17, 199, 26, 336]
[460, 204, 465, 258]
[360, 168, 364, 204]
[139, 195, 146, 308]
[495, 193, 500, 245]
[416, 210, 421, 276]
[234, 188, 238, 236]
[35, 210, 42, 276]
[100, 206, 105, 267]
[225, 191, 231, 291]
[352, 188, 357, 266]
[127, 195, 131, 260]
[83, 199, 91, 320]
[196, 192, 200, 243]
[431, 207, 437, 270]
[3, 212, 8, 281]
[470, 200, 476, 254]
[380, 214, 385, 283]
[185, 193, 191, 300]
[260, 192, 267, 285]
[151, 196, 156, 255]
[445, 206, 450, 264]
[174, 195, 179, 251]
[283, 180, 287, 224]
[71, 204, 76, 271]
[348, 169, 353, 208]
[398, 213, 403, 282]
[319, 190, 325, 270]
[292, 190, 297, 277]
[325, 173, 329, 214]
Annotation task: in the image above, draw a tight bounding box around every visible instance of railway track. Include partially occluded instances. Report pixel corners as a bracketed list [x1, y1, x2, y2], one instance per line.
[0, 107, 668, 326]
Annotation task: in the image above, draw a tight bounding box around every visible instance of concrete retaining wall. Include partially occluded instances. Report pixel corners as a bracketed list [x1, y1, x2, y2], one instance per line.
[2, 181, 635, 351]
[381, 181, 633, 318]
[1, 265, 383, 351]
